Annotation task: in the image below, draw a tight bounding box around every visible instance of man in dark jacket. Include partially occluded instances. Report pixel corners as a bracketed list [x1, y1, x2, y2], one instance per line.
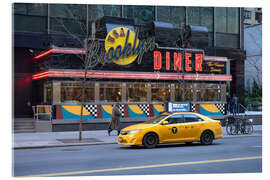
[108, 103, 121, 136]
[226, 92, 231, 115]
[232, 94, 238, 115]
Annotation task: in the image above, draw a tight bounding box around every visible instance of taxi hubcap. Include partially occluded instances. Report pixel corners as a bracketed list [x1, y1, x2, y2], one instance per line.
[147, 135, 156, 145]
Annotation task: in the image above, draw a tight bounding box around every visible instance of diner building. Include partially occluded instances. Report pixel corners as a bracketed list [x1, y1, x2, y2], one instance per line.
[14, 4, 246, 130]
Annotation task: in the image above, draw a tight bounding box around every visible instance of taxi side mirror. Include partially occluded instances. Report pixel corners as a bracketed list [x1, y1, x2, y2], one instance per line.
[161, 121, 168, 125]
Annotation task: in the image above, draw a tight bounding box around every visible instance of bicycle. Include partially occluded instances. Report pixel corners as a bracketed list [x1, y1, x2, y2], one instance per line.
[226, 115, 254, 135]
[225, 116, 236, 135]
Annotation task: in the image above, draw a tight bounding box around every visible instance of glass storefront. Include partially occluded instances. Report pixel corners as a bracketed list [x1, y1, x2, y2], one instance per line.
[127, 83, 147, 102]
[14, 4, 240, 49]
[48, 81, 226, 104]
[61, 82, 95, 103]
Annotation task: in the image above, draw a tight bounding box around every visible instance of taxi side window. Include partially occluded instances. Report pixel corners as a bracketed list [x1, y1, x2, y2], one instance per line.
[184, 114, 202, 123]
[167, 114, 184, 124]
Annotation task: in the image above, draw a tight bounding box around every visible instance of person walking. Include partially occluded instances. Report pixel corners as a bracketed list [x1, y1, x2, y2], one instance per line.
[232, 94, 238, 116]
[226, 92, 231, 115]
[108, 103, 121, 136]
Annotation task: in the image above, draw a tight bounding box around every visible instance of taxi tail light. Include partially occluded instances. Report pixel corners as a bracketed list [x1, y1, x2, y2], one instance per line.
[219, 121, 222, 126]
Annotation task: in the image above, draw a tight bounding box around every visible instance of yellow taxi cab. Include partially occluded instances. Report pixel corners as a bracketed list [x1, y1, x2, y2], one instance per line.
[118, 112, 222, 148]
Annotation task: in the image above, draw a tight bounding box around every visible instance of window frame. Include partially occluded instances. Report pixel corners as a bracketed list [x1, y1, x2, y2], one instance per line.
[183, 114, 203, 123]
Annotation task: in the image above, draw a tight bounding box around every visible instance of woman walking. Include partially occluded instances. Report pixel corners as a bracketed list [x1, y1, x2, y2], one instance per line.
[108, 103, 121, 136]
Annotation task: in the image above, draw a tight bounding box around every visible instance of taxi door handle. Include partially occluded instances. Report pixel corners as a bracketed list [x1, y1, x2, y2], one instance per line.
[185, 126, 189, 128]
[190, 126, 194, 128]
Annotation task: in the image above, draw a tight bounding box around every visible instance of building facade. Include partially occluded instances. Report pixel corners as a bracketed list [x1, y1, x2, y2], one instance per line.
[13, 4, 246, 124]
[243, 8, 262, 26]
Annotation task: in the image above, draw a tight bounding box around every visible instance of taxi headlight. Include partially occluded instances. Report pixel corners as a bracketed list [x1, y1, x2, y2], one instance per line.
[128, 130, 141, 134]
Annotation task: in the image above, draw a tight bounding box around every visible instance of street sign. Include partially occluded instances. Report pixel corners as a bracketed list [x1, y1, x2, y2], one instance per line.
[168, 102, 190, 112]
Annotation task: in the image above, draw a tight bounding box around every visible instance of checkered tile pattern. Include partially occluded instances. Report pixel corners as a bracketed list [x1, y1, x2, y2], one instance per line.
[216, 103, 226, 115]
[190, 104, 196, 112]
[118, 104, 125, 117]
[138, 104, 150, 116]
[84, 105, 98, 118]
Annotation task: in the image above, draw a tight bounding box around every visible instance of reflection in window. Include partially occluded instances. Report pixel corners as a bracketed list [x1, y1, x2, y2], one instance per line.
[201, 89, 221, 101]
[187, 7, 213, 32]
[50, 4, 86, 20]
[61, 82, 94, 102]
[127, 84, 147, 102]
[14, 15, 47, 33]
[152, 84, 170, 102]
[14, 3, 47, 33]
[100, 88, 121, 102]
[14, 3, 47, 16]
[184, 114, 201, 122]
[156, 6, 185, 29]
[50, 18, 86, 35]
[175, 84, 192, 101]
[123, 5, 155, 25]
[216, 33, 239, 48]
[215, 7, 239, 34]
[88, 5, 121, 21]
[100, 83, 121, 102]
[50, 4, 86, 35]
[175, 85, 184, 101]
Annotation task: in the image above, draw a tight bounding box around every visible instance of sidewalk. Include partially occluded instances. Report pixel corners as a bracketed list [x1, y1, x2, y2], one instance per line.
[13, 125, 262, 149]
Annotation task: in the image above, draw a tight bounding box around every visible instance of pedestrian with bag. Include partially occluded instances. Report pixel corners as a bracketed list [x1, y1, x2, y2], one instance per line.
[108, 103, 121, 136]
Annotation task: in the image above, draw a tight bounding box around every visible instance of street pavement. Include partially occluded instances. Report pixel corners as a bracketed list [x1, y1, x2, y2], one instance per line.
[13, 125, 262, 149]
[13, 136, 262, 176]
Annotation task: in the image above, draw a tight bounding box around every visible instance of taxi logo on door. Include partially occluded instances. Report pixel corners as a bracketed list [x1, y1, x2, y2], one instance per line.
[172, 127, 178, 134]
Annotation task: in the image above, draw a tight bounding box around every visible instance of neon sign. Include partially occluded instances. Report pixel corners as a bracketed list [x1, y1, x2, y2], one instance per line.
[153, 51, 204, 73]
[88, 27, 155, 67]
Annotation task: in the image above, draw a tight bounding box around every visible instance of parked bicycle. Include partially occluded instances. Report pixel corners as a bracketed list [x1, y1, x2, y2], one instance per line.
[225, 115, 254, 135]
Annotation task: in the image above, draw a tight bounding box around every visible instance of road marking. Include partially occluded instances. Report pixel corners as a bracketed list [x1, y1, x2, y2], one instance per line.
[252, 146, 262, 148]
[19, 156, 262, 177]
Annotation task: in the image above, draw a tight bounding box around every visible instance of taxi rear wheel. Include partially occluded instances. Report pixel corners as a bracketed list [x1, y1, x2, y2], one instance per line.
[143, 133, 158, 149]
[200, 131, 214, 145]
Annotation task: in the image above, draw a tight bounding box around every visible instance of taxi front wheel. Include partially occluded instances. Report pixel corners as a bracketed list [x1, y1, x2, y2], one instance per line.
[200, 131, 214, 145]
[143, 133, 158, 148]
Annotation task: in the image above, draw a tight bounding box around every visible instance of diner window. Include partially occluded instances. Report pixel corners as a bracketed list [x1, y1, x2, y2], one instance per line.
[195, 83, 222, 101]
[61, 82, 94, 102]
[152, 83, 170, 102]
[175, 84, 184, 101]
[175, 84, 193, 101]
[127, 83, 147, 102]
[100, 83, 121, 102]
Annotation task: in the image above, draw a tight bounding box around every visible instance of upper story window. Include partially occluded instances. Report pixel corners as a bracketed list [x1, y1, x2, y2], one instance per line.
[244, 10, 252, 20]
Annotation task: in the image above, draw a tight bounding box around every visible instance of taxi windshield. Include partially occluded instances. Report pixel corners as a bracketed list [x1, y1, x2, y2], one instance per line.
[144, 114, 167, 124]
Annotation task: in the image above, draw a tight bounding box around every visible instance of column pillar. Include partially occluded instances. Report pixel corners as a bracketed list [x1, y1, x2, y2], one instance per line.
[121, 83, 126, 102]
[95, 82, 100, 102]
[52, 81, 61, 104]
